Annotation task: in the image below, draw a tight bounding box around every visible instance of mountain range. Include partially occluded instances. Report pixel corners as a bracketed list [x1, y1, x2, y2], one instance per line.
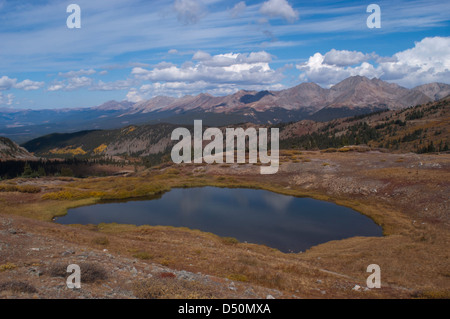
[20, 95, 450, 160]
[1, 76, 449, 143]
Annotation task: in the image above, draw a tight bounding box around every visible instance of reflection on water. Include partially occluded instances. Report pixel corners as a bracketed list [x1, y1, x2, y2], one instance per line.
[57, 187, 382, 253]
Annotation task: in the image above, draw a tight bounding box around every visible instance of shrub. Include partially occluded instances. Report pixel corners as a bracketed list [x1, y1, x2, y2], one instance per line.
[0, 185, 40, 193]
[45, 262, 108, 283]
[0, 281, 37, 294]
[133, 277, 215, 299]
[0, 262, 16, 272]
[17, 185, 41, 193]
[221, 237, 239, 245]
[414, 290, 450, 299]
[133, 251, 153, 260]
[92, 236, 109, 246]
[165, 168, 180, 175]
[42, 190, 106, 200]
[60, 167, 74, 177]
[80, 263, 108, 283]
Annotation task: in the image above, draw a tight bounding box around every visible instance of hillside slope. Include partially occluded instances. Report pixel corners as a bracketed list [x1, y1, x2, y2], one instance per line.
[280, 96, 450, 153]
[22, 124, 181, 158]
[21, 95, 450, 159]
[0, 137, 36, 160]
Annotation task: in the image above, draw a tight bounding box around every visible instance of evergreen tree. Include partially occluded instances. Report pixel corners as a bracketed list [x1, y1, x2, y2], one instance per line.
[22, 162, 33, 177]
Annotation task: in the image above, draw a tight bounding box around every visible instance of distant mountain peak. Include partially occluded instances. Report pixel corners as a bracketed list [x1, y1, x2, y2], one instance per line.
[413, 82, 450, 100]
[94, 100, 134, 111]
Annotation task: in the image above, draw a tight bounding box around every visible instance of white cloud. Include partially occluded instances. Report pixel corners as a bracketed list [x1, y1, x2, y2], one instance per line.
[58, 69, 96, 78]
[297, 37, 450, 88]
[47, 84, 65, 92]
[65, 77, 93, 90]
[0, 76, 44, 91]
[323, 49, 375, 67]
[127, 80, 284, 101]
[1, 0, 450, 75]
[126, 50, 284, 99]
[48, 76, 136, 92]
[231, 1, 246, 18]
[174, 0, 206, 25]
[47, 76, 93, 91]
[131, 51, 280, 86]
[192, 50, 211, 61]
[260, 0, 299, 23]
[378, 36, 450, 87]
[0, 76, 16, 91]
[126, 88, 144, 103]
[91, 79, 136, 91]
[0, 92, 14, 106]
[14, 79, 45, 91]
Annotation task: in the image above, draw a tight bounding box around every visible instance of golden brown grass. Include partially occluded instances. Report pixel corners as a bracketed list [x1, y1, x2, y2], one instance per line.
[133, 277, 217, 299]
[0, 263, 17, 272]
[0, 152, 449, 298]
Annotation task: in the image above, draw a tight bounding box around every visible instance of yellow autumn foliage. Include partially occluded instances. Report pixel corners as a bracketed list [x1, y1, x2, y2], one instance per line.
[94, 144, 108, 154]
[49, 146, 87, 155]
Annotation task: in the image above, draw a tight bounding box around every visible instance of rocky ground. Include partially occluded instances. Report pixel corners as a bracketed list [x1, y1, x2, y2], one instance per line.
[0, 150, 449, 299]
[0, 215, 283, 299]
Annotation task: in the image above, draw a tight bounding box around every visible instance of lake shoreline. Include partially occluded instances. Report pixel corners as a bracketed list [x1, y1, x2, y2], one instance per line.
[1, 150, 449, 298]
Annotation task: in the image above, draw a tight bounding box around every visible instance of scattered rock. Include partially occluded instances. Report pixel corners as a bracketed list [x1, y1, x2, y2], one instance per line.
[28, 267, 43, 277]
[352, 285, 361, 291]
[61, 249, 75, 256]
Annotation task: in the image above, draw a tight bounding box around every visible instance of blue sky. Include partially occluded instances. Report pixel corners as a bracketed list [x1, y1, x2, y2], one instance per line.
[0, 0, 449, 109]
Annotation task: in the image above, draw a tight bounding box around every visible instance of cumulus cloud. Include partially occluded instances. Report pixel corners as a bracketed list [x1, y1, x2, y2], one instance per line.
[126, 88, 144, 103]
[260, 0, 299, 23]
[48, 76, 93, 91]
[297, 53, 378, 87]
[14, 79, 45, 91]
[192, 50, 211, 61]
[0, 76, 16, 91]
[127, 80, 284, 102]
[174, 0, 206, 25]
[132, 51, 279, 85]
[297, 37, 450, 88]
[0, 76, 44, 91]
[323, 49, 376, 67]
[127, 51, 283, 100]
[378, 36, 450, 87]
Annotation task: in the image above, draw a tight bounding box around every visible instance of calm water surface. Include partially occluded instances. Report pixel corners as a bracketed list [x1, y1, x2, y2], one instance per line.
[57, 187, 382, 253]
